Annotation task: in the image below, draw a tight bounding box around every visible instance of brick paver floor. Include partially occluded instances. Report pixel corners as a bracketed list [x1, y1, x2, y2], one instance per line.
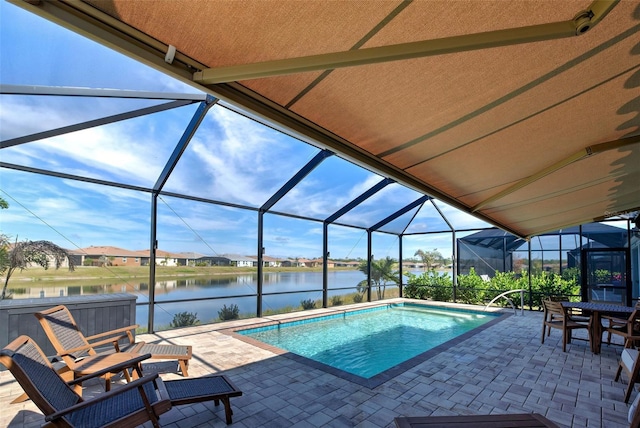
[0, 299, 635, 427]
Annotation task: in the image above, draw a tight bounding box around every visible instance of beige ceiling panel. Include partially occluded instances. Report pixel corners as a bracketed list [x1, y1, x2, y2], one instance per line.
[485, 145, 639, 212]
[477, 145, 640, 234]
[288, 44, 561, 156]
[483, 183, 625, 234]
[286, 2, 638, 160]
[357, 0, 590, 44]
[406, 70, 637, 202]
[384, 35, 639, 169]
[88, 0, 399, 66]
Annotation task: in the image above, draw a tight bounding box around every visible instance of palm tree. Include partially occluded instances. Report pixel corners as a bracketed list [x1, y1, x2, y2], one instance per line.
[1, 239, 75, 299]
[357, 256, 399, 300]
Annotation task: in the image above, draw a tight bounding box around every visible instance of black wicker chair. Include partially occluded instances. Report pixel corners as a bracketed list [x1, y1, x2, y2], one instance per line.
[0, 335, 171, 428]
[2, 335, 244, 426]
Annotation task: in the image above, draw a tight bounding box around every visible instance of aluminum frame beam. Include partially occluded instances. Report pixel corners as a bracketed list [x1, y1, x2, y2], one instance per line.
[0, 84, 207, 100]
[369, 195, 430, 231]
[154, 95, 218, 191]
[325, 178, 394, 224]
[260, 149, 334, 212]
[1, 99, 197, 149]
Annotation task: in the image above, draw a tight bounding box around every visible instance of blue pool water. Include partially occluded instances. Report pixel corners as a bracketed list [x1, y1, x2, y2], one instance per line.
[238, 303, 499, 379]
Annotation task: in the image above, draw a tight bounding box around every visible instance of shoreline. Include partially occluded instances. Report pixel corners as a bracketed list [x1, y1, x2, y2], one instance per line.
[4, 265, 448, 284]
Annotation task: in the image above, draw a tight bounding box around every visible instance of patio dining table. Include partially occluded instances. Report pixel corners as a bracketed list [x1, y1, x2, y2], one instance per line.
[562, 301, 635, 354]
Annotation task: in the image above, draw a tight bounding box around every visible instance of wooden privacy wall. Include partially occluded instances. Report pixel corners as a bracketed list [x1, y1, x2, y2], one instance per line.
[0, 294, 137, 358]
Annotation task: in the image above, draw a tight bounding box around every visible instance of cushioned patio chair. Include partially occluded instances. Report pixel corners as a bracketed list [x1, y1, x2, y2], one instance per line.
[2, 335, 244, 425]
[0, 335, 172, 428]
[629, 391, 640, 428]
[35, 305, 192, 388]
[541, 298, 592, 352]
[616, 347, 640, 404]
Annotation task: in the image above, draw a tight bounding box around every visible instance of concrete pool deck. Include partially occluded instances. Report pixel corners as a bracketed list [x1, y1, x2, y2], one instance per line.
[0, 299, 635, 427]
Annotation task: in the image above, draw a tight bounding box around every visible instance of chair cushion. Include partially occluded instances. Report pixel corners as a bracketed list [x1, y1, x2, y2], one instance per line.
[622, 348, 639, 371]
[629, 390, 640, 423]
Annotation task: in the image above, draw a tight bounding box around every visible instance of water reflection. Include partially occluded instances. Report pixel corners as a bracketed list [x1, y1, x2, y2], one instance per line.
[9, 270, 443, 329]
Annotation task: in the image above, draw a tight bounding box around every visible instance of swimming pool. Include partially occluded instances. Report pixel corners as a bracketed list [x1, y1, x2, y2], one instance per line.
[236, 303, 504, 387]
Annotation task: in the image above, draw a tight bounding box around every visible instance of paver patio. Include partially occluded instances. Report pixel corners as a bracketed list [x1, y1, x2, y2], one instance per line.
[0, 299, 635, 427]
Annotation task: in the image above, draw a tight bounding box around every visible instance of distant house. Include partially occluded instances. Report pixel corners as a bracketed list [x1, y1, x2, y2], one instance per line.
[252, 255, 282, 267]
[312, 258, 335, 268]
[280, 258, 315, 267]
[154, 250, 180, 266]
[195, 256, 232, 266]
[220, 254, 255, 267]
[299, 258, 315, 267]
[333, 261, 360, 268]
[72, 246, 145, 267]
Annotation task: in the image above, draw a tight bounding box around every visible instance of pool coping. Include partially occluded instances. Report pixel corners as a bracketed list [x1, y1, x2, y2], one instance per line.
[223, 299, 511, 389]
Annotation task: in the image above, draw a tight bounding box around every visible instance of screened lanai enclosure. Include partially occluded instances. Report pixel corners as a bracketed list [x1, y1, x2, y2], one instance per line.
[459, 223, 640, 306]
[1, 0, 640, 332]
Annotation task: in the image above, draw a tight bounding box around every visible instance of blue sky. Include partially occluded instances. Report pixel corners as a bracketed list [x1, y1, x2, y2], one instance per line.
[0, 1, 491, 260]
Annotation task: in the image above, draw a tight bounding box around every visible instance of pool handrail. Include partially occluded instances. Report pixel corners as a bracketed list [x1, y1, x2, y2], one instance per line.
[484, 289, 525, 316]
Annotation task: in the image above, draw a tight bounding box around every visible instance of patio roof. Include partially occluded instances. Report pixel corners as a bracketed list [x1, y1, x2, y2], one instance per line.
[9, 0, 640, 239]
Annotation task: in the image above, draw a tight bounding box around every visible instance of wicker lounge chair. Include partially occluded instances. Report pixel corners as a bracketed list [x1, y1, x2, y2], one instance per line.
[2, 335, 244, 425]
[0, 335, 172, 428]
[35, 305, 192, 386]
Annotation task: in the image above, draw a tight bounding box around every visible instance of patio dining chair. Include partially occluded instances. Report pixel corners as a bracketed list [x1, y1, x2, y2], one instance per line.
[603, 301, 640, 348]
[615, 347, 640, 404]
[0, 335, 172, 428]
[545, 295, 590, 323]
[541, 299, 592, 352]
[34, 305, 192, 391]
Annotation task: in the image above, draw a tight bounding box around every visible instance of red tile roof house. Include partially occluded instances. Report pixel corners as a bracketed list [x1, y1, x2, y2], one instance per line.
[71, 246, 147, 267]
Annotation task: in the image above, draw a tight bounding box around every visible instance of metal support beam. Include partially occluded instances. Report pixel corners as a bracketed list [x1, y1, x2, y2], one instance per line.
[0, 84, 208, 100]
[261, 150, 333, 212]
[154, 95, 218, 191]
[398, 237, 403, 298]
[0, 162, 152, 193]
[325, 178, 394, 224]
[1, 100, 196, 149]
[193, 1, 618, 83]
[367, 231, 373, 302]
[323, 222, 329, 308]
[148, 194, 158, 333]
[257, 212, 264, 317]
[369, 195, 430, 231]
[452, 229, 457, 299]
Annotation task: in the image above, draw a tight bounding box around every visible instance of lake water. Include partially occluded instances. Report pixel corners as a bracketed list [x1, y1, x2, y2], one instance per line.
[10, 269, 447, 329]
